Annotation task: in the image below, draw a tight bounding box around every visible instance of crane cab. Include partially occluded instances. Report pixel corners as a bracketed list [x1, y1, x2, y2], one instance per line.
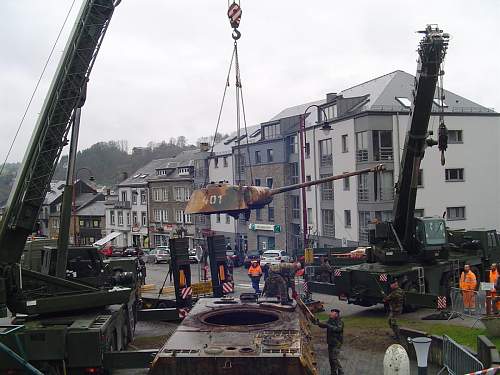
[413, 217, 448, 261]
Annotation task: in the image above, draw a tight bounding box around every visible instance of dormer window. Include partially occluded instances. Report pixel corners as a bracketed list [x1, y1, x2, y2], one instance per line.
[156, 169, 168, 176]
[178, 167, 190, 176]
[322, 104, 337, 120]
[396, 97, 412, 108]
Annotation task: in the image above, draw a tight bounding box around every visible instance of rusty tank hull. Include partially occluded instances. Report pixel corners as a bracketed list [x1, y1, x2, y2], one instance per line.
[149, 297, 317, 375]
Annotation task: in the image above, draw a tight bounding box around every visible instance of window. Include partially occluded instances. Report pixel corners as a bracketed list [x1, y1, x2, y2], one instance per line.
[319, 139, 333, 166]
[306, 175, 312, 191]
[175, 210, 184, 223]
[256, 208, 262, 221]
[52, 218, 60, 229]
[255, 151, 261, 164]
[447, 206, 466, 220]
[93, 219, 100, 228]
[266, 178, 273, 189]
[197, 215, 206, 225]
[214, 158, 219, 168]
[126, 212, 130, 225]
[356, 131, 368, 162]
[288, 136, 298, 154]
[79, 219, 85, 227]
[255, 178, 261, 186]
[154, 209, 161, 222]
[132, 191, 137, 205]
[223, 157, 228, 167]
[263, 123, 280, 139]
[132, 211, 138, 225]
[417, 169, 424, 187]
[289, 162, 299, 184]
[268, 206, 275, 222]
[156, 169, 168, 176]
[118, 211, 123, 225]
[322, 209, 335, 237]
[291, 196, 300, 219]
[320, 173, 333, 200]
[445, 168, 464, 182]
[323, 104, 337, 120]
[373, 130, 393, 161]
[358, 174, 369, 201]
[216, 213, 221, 223]
[358, 211, 371, 243]
[161, 210, 168, 222]
[141, 212, 147, 226]
[184, 188, 191, 201]
[178, 167, 190, 176]
[153, 188, 161, 201]
[185, 213, 192, 224]
[396, 97, 412, 108]
[162, 188, 168, 201]
[448, 130, 463, 144]
[121, 191, 127, 202]
[225, 214, 231, 224]
[110, 210, 115, 225]
[344, 210, 352, 227]
[305, 142, 310, 158]
[414, 209, 425, 217]
[307, 208, 313, 224]
[140, 190, 146, 205]
[235, 154, 245, 175]
[337, 135, 347, 155]
[343, 174, 350, 191]
[374, 170, 394, 201]
[175, 187, 184, 201]
[267, 149, 274, 162]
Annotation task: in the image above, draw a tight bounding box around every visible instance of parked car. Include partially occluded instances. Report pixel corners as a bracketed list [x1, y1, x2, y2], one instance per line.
[187, 249, 197, 263]
[243, 250, 261, 269]
[226, 249, 244, 267]
[147, 247, 170, 264]
[98, 246, 113, 257]
[260, 250, 291, 266]
[122, 247, 144, 258]
[109, 246, 125, 257]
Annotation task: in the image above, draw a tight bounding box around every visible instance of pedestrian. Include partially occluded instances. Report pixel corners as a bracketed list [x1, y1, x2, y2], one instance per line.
[383, 279, 404, 340]
[248, 260, 262, 294]
[319, 257, 333, 283]
[490, 263, 498, 313]
[460, 264, 477, 314]
[262, 262, 269, 280]
[262, 266, 289, 304]
[314, 308, 344, 375]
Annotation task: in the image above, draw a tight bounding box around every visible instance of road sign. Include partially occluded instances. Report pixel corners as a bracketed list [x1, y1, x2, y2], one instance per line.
[273, 224, 281, 233]
[304, 248, 314, 264]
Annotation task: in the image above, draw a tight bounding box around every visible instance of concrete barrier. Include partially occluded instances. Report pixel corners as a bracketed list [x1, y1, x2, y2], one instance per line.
[477, 335, 500, 368]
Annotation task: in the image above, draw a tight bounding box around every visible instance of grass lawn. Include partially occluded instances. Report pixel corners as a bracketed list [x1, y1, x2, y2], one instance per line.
[316, 312, 500, 351]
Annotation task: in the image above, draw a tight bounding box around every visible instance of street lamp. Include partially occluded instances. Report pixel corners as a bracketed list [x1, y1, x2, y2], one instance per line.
[299, 104, 330, 248]
[73, 167, 95, 245]
[408, 337, 432, 375]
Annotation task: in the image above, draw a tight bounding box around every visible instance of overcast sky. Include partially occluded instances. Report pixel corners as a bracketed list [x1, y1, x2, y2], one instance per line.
[1, 0, 499, 163]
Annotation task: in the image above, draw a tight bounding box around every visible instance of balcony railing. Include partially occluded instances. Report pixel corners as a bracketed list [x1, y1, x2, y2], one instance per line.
[323, 223, 335, 237]
[320, 154, 333, 167]
[356, 150, 368, 162]
[358, 188, 369, 201]
[114, 201, 131, 209]
[374, 147, 393, 161]
[379, 188, 394, 201]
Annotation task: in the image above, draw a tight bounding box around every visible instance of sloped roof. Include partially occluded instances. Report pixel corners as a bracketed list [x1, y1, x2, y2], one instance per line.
[44, 180, 65, 205]
[210, 124, 261, 156]
[77, 199, 105, 216]
[119, 158, 171, 186]
[269, 99, 326, 123]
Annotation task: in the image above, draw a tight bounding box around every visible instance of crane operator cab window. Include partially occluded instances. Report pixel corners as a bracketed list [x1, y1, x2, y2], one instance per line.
[416, 218, 447, 246]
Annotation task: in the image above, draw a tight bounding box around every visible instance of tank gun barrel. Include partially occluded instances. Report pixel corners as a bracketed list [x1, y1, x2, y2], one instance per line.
[270, 164, 384, 196]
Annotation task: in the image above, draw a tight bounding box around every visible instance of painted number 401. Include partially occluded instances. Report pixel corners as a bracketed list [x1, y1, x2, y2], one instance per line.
[204, 195, 222, 205]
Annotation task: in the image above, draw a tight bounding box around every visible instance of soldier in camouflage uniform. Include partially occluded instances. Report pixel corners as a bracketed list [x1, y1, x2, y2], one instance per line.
[383, 279, 405, 340]
[315, 308, 344, 375]
[262, 266, 288, 303]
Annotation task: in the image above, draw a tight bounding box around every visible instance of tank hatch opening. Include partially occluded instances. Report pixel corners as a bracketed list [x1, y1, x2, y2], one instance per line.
[201, 309, 279, 326]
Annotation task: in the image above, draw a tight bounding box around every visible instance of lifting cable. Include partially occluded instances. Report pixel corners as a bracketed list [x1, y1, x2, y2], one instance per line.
[206, 1, 253, 186]
[0, 0, 78, 177]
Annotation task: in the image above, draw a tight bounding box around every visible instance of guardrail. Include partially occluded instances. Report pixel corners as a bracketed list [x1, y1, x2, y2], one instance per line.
[449, 287, 486, 325]
[438, 335, 484, 375]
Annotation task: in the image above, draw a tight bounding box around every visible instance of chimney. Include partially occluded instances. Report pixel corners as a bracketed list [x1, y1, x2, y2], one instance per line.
[121, 171, 128, 181]
[199, 142, 210, 152]
[326, 92, 337, 103]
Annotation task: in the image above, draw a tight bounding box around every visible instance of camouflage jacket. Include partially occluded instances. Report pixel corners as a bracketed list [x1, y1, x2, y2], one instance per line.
[263, 273, 287, 299]
[384, 287, 404, 315]
[318, 318, 344, 348]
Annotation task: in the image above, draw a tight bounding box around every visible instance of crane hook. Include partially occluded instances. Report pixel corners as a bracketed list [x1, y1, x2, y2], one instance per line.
[232, 29, 241, 40]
